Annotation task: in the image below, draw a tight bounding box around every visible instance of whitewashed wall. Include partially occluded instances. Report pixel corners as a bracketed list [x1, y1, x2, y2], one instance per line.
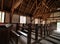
[12, 14, 19, 23]
[5, 12, 19, 23]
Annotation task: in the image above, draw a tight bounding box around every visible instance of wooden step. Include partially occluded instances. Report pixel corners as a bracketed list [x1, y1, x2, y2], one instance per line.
[52, 33, 60, 37]
[45, 37, 60, 44]
[19, 35, 35, 44]
[40, 39, 53, 44]
[18, 31, 39, 40]
[49, 35, 60, 41]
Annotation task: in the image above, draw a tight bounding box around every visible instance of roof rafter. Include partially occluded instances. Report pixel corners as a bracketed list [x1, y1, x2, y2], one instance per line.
[24, 0, 31, 14]
[32, 1, 41, 16]
[11, 0, 23, 12]
[29, 1, 36, 13]
[1, 0, 4, 10]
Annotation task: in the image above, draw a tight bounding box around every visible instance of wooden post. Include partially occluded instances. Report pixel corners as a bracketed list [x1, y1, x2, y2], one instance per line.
[44, 19, 47, 38]
[16, 23, 19, 32]
[27, 16, 32, 44]
[16, 36, 19, 44]
[40, 18, 42, 38]
[35, 24, 38, 42]
[45, 20, 47, 37]
[46, 23, 48, 36]
[10, 9, 14, 23]
[1, 0, 3, 10]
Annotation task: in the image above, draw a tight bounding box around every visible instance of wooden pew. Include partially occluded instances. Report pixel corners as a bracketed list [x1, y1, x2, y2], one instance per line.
[0, 24, 12, 44]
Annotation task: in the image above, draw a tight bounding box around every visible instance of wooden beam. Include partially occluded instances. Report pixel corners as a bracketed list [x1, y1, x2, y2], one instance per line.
[47, 18, 60, 20]
[33, 7, 39, 16]
[33, 0, 57, 16]
[11, 0, 23, 10]
[18, 0, 25, 12]
[30, 0, 48, 18]
[42, 0, 55, 13]
[33, 3, 44, 18]
[43, 0, 46, 2]
[34, 0, 48, 18]
[35, 9, 60, 15]
[49, 10, 60, 13]
[42, 1, 49, 9]
[47, 0, 51, 4]
[27, 17, 32, 44]
[43, 13, 51, 19]
[36, 0, 37, 7]
[35, 24, 38, 42]
[48, 16, 60, 18]
[48, 0, 55, 9]
[1, 0, 4, 10]
[32, 1, 42, 15]
[24, 0, 31, 14]
[29, 1, 36, 13]
[32, 0, 53, 20]
[19, 0, 29, 12]
[34, 7, 42, 17]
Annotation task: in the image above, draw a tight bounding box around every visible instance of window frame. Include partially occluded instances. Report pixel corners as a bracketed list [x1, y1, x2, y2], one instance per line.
[20, 16, 26, 24]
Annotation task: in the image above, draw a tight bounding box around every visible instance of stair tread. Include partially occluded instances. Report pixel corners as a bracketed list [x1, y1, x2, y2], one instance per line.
[40, 40, 53, 44]
[46, 37, 60, 44]
[50, 35, 60, 40]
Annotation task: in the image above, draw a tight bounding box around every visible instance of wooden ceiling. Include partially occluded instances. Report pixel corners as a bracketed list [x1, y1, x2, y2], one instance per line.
[0, 0, 60, 19]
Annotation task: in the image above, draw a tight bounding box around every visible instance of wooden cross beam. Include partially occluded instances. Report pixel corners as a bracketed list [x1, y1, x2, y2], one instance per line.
[37, 0, 51, 19]
[33, 0, 48, 16]
[36, 0, 37, 7]
[32, 2, 41, 16]
[33, 1, 47, 18]
[1, 0, 4, 10]
[42, 1, 49, 9]
[11, 0, 23, 12]
[34, 6, 43, 17]
[24, 0, 31, 14]
[29, 1, 36, 13]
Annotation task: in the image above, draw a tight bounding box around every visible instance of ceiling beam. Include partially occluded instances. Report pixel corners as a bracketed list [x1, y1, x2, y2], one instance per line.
[48, 0, 55, 9]
[37, 9, 60, 14]
[29, 1, 36, 13]
[42, 1, 49, 9]
[33, 2, 48, 18]
[18, 0, 25, 12]
[34, 0, 47, 18]
[11, 0, 23, 11]
[49, 10, 60, 13]
[34, 6, 43, 17]
[48, 16, 60, 18]
[1, 0, 4, 10]
[33, 0, 50, 17]
[36, 0, 37, 7]
[24, 0, 31, 14]
[47, 18, 60, 20]
[33, 0, 57, 17]
[32, 1, 41, 16]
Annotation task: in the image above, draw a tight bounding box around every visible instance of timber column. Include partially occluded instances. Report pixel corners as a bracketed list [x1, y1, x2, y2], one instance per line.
[27, 16, 32, 44]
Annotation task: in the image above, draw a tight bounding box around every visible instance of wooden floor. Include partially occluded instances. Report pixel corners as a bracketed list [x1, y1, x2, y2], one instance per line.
[9, 31, 60, 44]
